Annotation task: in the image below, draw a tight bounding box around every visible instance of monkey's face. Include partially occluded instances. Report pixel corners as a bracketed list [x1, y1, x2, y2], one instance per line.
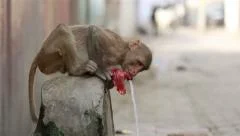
[122, 51, 145, 77]
[127, 63, 144, 77]
[122, 40, 152, 77]
[122, 61, 144, 77]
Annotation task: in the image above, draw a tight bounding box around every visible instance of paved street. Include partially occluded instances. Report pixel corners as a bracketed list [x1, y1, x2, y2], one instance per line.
[111, 29, 240, 136]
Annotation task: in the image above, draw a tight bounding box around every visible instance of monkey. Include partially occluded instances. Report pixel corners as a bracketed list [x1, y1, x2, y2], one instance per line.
[29, 24, 152, 123]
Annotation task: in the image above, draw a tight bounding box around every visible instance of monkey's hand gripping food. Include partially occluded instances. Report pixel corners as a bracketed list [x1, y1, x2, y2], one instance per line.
[110, 68, 132, 95]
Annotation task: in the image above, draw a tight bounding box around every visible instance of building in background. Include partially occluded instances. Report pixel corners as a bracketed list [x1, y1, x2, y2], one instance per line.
[137, 0, 240, 34]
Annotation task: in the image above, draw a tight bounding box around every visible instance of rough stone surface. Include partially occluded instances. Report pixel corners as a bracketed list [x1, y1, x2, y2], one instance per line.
[40, 75, 114, 136]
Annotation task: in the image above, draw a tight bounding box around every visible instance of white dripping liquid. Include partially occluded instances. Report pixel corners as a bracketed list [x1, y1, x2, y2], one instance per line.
[129, 80, 140, 136]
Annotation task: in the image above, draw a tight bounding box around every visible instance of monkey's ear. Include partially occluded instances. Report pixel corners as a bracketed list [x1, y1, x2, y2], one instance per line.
[129, 40, 141, 50]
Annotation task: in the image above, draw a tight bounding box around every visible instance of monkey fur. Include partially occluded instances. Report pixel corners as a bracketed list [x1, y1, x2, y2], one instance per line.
[29, 24, 152, 122]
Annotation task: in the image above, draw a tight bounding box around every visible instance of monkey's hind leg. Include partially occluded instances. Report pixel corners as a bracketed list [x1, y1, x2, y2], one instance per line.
[42, 24, 96, 76]
[56, 25, 99, 76]
[37, 51, 65, 74]
[41, 24, 82, 74]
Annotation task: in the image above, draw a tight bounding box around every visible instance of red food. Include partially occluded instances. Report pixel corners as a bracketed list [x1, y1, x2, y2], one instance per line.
[111, 68, 133, 95]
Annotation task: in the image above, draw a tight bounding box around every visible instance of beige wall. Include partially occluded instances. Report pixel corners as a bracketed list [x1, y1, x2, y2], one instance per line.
[0, 0, 72, 135]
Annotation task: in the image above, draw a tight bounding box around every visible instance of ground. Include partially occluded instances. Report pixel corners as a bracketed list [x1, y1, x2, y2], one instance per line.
[111, 28, 240, 136]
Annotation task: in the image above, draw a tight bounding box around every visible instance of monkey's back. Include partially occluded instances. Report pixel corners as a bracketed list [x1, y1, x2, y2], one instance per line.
[70, 25, 90, 62]
[70, 25, 128, 66]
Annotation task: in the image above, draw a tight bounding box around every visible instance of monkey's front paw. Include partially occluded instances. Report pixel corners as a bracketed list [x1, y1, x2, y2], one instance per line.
[95, 70, 112, 81]
[103, 71, 112, 81]
[85, 60, 98, 74]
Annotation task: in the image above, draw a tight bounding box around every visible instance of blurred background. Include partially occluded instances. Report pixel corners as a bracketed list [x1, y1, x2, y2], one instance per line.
[1, 0, 240, 135]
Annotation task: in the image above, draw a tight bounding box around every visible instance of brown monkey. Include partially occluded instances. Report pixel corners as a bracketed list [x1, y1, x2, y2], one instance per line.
[29, 24, 152, 122]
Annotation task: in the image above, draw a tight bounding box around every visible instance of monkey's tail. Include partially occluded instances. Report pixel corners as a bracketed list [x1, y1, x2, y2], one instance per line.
[28, 56, 39, 123]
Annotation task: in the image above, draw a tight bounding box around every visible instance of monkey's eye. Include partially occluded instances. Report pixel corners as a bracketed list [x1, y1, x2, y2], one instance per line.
[137, 60, 143, 67]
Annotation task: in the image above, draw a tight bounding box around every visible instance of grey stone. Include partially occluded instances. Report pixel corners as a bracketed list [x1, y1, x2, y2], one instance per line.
[40, 75, 114, 136]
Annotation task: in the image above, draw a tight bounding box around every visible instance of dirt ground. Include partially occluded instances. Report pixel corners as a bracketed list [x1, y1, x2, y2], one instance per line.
[111, 28, 240, 136]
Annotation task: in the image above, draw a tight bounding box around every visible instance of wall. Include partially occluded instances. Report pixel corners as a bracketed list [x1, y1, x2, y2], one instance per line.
[0, 0, 71, 135]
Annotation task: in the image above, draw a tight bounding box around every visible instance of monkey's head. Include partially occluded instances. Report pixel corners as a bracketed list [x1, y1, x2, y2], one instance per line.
[122, 40, 152, 77]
